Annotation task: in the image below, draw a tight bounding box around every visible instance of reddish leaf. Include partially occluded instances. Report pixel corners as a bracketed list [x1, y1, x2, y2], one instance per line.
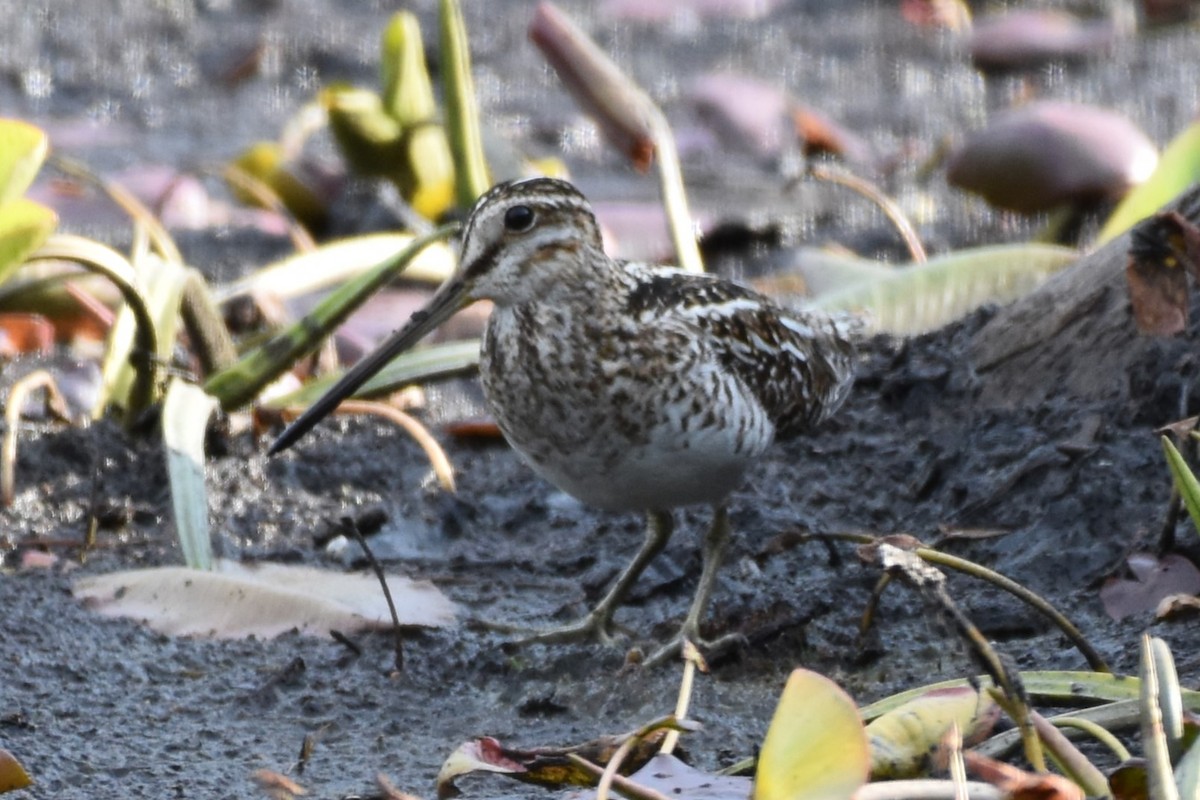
[599, 0, 781, 22]
[0, 313, 54, 356]
[969, 10, 1119, 73]
[1126, 209, 1200, 335]
[437, 730, 668, 796]
[947, 102, 1157, 213]
[965, 750, 1084, 800]
[1126, 252, 1189, 335]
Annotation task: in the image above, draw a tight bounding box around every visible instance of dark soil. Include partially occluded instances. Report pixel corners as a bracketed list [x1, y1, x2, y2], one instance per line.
[3, 2, 1200, 799]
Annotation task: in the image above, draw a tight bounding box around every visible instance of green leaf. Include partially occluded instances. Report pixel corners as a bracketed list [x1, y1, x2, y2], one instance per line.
[1176, 731, 1200, 800]
[262, 339, 480, 410]
[1098, 121, 1200, 245]
[381, 11, 436, 126]
[380, 11, 457, 218]
[755, 669, 869, 800]
[204, 223, 458, 411]
[0, 119, 49, 204]
[812, 243, 1077, 335]
[26, 234, 161, 423]
[97, 249, 188, 422]
[0, 198, 58, 284]
[1162, 436, 1200, 542]
[1141, 635, 1183, 800]
[860, 670, 1200, 722]
[322, 85, 407, 179]
[162, 379, 219, 570]
[866, 686, 997, 779]
[439, 0, 490, 206]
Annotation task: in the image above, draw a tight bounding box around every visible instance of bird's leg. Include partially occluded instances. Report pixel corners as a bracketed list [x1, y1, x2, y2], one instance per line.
[644, 505, 744, 667]
[513, 509, 675, 646]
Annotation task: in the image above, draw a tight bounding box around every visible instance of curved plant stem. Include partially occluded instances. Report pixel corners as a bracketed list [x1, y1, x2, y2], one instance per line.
[648, 112, 703, 274]
[808, 163, 927, 264]
[312, 399, 456, 492]
[221, 162, 316, 252]
[660, 641, 704, 757]
[2, 370, 69, 506]
[1029, 710, 1109, 796]
[50, 154, 182, 264]
[915, 547, 1108, 673]
[594, 716, 688, 800]
[771, 529, 1106, 672]
[28, 234, 160, 420]
[1051, 716, 1133, 762]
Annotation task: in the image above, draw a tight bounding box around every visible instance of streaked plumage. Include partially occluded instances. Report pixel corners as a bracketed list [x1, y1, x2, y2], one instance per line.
[272, 177, 856, 662]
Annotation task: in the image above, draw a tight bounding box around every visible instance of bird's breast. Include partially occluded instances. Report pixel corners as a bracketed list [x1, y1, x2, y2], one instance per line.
[478, 305, 774, 511]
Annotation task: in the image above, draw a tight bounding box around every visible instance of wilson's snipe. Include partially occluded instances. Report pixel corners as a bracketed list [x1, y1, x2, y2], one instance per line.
[271, 178, 856, 664]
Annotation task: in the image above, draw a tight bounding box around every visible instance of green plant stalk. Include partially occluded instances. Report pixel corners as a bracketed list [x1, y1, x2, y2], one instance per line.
[1163, 436, 1200, 541]
[1098, 121, 1200, 245]
[987, 687, 1047, 774]
[1140, 635, 1182, 800]
[915, 547, 1108, 672]
[215, 233, 454, 304]
[861, 671, 1200, 724]
[779, 529, 1105, 670]
[381, 11, 438, 125]
[204, 223, 459, 410]
[1030, 710, 1110, 797]
[1051, 717, 1133, 762]
[1149, 636, 1186, 763]
[180, 268, 239, 377]
[439, 0, 490, 207]
[811, 243, 1078, 336]
[27, 234, 159, 423]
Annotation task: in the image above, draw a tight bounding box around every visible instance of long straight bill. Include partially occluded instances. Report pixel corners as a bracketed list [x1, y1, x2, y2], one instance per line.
[268, 276, 473, 455]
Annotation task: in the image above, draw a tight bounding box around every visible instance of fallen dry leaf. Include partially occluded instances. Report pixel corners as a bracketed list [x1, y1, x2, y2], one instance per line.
[1126, 210, 1200, 335]
[1155, 592, 1200, 620]
[1099, 553, 1200, 621]
[964, 750, 1084, 800]
[73, 559, 456, 638]
[436, 728, 669, 797]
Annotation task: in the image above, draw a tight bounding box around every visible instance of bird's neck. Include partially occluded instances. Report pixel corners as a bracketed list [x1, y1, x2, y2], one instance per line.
[493, 244, 627, 310]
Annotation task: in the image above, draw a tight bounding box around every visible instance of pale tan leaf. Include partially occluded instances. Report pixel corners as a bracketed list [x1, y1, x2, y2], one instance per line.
[73, 559, 456, 638]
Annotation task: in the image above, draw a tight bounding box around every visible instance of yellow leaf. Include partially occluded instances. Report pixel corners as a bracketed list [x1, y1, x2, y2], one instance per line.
[866, 685, 999, 778]
[0, 748, 32, 792]
[755, 669, 869, 800]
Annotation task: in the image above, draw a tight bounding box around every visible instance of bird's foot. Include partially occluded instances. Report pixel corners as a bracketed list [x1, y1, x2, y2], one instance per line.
[641, 627, 746, 668]
[475, 611, 621, 648]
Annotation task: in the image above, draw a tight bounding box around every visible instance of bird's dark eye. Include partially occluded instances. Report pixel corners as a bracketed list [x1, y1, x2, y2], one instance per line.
[503, 204, 536, 232]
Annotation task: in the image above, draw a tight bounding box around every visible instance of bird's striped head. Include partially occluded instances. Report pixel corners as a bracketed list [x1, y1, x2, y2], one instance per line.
[458, 177, 607, 305]
[267, 178, 605, 455]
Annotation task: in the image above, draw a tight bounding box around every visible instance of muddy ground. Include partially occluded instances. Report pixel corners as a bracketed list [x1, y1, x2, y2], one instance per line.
[3, 1, 1200, 798]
